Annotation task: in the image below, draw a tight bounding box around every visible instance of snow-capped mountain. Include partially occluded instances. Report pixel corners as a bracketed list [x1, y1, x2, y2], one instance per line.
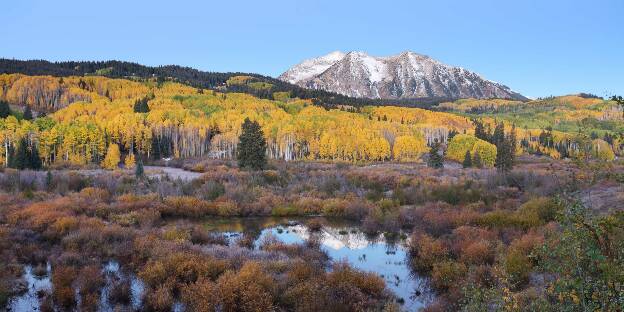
[279, 51, 526, 100]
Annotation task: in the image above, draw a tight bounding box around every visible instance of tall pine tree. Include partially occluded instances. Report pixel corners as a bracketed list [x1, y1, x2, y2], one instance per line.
[0, 100, 10, 118]
[133, 95, 151, 113]
[237, 118, 267, 170]
[492, 121, 505, 147]
[12, 139, 30, 170]
[462, 150, 472, 168]
[135, 158, 145, 178]
[427, 139, 444, 169]
[473, 151, 483, 168]
[29, 143, 42, 170]
[23, 105, 33, 120]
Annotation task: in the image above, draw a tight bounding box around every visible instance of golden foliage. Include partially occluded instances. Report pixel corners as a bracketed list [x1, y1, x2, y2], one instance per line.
[447, 134, 496, 167]
[102, 143, 120, 170]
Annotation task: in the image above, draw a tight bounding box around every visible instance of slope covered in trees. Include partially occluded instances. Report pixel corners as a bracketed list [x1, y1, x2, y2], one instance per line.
[0, 59, 450, 109]
[0, 73, 620, 169]
[0, 74, 472, 167]
[439, 95, 624, 160]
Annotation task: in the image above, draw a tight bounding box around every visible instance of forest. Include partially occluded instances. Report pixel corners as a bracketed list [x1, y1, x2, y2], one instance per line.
[0, 59, 453, 109]
[0, 73, 621, 171]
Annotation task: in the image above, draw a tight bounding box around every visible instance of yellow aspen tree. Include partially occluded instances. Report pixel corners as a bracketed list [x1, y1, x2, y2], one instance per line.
[102, 143, 121, 170]
[124, 153, 136, 169]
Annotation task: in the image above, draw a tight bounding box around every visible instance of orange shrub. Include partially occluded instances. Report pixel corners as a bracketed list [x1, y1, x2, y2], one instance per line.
[293, 196, 324, 215]
[76, 187, 110, 203]
[504, 231, 545, 288]
[162, 196, 217, 217]
[115, 193, 162, 212]
[324, 263, 387, 311]
[145, 285, 174, 311]
[409, 233, 449, 271]
[321, 198, 349, 216]
[50, 216, 80, 237]
[181, 277, 219, 311]
[282, 279, 329, 312]
[216, 262, 275, 312]
[430, 261, 468, 290]
[76, 265, 104, 312]
[10, 197, 74, 231]
[451, 226, 497, 265]
[52, 265, 77, 308]
[139, 252, 230, 290]
[327, 263, 385, 297]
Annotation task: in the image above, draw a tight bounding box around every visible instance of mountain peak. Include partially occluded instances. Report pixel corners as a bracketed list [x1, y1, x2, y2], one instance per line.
[279, 51, 526, 101]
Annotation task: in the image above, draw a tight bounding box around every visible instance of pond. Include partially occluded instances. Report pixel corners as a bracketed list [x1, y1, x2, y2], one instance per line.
[7, 261, 144, 312]
[7, 263, 52, 311]
[7, 218, 431, 311]
[203, 217, 433, 311]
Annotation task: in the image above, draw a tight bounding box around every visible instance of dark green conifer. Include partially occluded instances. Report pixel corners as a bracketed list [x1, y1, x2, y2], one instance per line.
[29, 143, 42, 170]
[12, 138, 30, 170]
[46, 170, 53, 190]
[427, 139, 444, 169]
[473, 151, 483, 168]
[237, 118, 267, 170]
[23, 105, 33, 120]
[462, 150, 472, 168]
[135, 158, 145, 178]
[0, 100, 10, 118]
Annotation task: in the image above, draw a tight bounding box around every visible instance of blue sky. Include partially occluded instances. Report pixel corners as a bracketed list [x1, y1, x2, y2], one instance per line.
[1, 0, 622, 98]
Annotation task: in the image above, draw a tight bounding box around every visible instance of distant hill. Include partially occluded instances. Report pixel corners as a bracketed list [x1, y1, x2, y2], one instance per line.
[0, 59, 453, 109]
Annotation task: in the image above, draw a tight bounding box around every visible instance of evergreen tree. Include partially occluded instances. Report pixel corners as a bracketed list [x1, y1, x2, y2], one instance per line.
[495, 137, 514, 172]
[12, 138, 30, 170]
[473, 119, 490, 142]
[508, 124, 517, 165]
[427, 139, 444, 169]
[23, 105, 33, 120]
[29, 143, 42, 170]
[492, 122, 505, 147]
[0, 100, 10, 118]
[473, 151, 483, 168]
[46, 170, 53, 190]
[6, 144, 15, 168]
[448, 129, 459, 141]
[135, 158, 145, 178]
[133, 94, 153, 113]
[237, 118, 267, 170]
[462, 150, 472, 168]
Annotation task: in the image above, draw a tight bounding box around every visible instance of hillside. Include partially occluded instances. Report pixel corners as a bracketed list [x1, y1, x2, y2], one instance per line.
[436, 95, 623, 135]
[0, 73, 477, 166]
[0, 59, 452, 109]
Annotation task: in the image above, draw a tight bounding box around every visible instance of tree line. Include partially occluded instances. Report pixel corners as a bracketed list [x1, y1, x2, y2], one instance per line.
[0, 59, 452, 110]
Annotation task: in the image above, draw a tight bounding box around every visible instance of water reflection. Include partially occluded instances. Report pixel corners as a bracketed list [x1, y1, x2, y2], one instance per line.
[8, 263, 52, 311]
[8, 261, 144, 312]
[205, 217, 432, 311]
[99, 260, 144, 312]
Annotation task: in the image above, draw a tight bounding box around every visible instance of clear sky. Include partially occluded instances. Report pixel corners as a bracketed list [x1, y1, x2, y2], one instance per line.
[1, 0, 622, 98]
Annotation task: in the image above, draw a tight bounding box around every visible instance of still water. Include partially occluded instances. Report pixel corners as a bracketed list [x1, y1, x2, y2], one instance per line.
[204, 217, 432, 311]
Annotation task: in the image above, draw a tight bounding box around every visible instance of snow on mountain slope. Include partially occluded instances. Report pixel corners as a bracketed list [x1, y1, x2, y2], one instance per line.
[278, 51, 527, 101]
[279, 51, 346, 84]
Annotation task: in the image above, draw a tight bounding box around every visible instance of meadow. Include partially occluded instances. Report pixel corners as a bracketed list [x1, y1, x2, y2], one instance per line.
[1, 157, 622, 311]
